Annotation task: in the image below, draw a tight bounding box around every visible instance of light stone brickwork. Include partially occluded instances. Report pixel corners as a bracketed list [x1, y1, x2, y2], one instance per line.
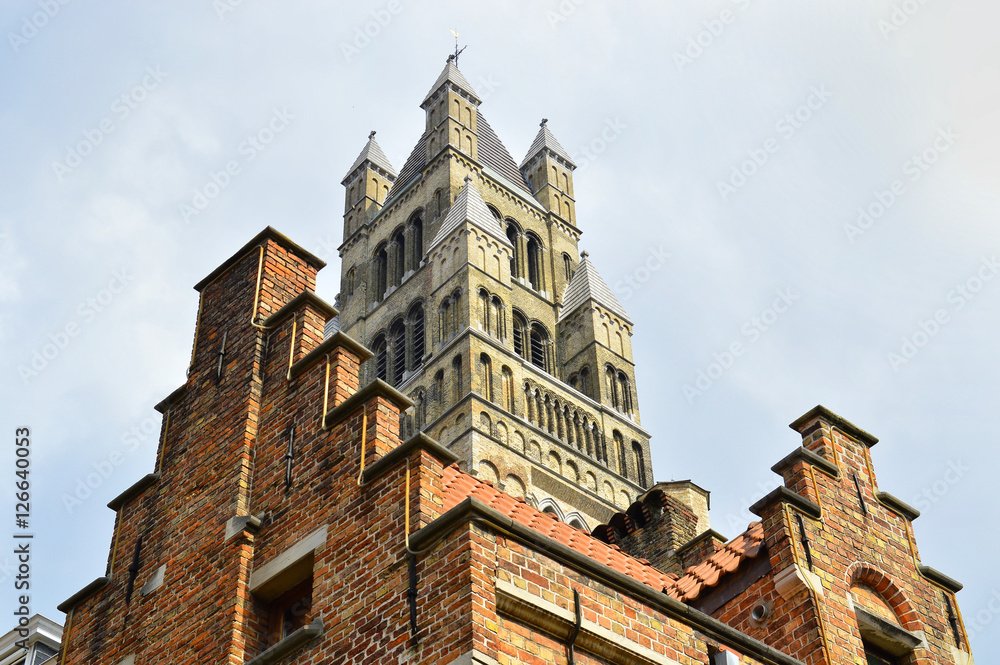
[335, 58, 658, 530]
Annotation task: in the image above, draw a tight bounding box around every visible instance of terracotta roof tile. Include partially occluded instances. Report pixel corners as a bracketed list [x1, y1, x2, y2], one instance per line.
[440, 464, 682, 598]
[673, 522, 766, 602]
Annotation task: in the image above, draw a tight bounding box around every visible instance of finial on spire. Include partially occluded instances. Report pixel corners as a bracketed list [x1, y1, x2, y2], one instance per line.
[540, 118, 548, 127]
[368, 130, 376, 140]
[449, 29, 466, 66]
[464, 175, 472, 184]
[580, 250, 589, 259]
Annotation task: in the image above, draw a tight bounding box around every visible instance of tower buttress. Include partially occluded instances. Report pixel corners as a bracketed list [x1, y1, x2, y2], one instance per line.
[341, 131, 397, 241]
[421, 56, 481, 164]
[521, 119, 577, 226]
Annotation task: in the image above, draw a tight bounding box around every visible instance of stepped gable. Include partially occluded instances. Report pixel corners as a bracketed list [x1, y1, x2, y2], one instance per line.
[559, 251, 631, 323]
[673, 522, 765, 602]
[440, 463, 685, 598]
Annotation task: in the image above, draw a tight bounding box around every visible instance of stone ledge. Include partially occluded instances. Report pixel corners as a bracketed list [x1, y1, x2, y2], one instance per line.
[918, 564, 963, 592]
[289, 331, 373, 381]
[322, 379, 412, 429]
[57, 576, 108, 613]
[789, 405, 879, 447]
[854, 605, 924, 656]
[876, 491, 920, 521]
[361, 432, 458, 485]
[193, 226, 325, 293]
[107, 472, 160, 511]
[771, 446, 840, 479]
[261, 290, 338, 329]
[153, 384, 186, 414]
[250, 525, 327, 600]
[749, 486, 822, 520]
[244, 618, 323, 665]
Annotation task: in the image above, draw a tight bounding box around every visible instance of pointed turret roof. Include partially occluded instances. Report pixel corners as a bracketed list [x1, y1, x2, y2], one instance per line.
[342, 132, 397, 184]
[422, 56, 480, 107]
[430, 176, 512, 251]
[521, 119, 576, 169]
[559, 251, 631, 323]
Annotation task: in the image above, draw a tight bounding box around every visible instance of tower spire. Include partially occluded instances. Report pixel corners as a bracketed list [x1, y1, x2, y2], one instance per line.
[449, 29, 466, 65]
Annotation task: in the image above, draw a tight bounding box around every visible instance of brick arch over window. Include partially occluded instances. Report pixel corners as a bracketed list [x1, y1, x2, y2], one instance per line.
[846, 563, 920, 632]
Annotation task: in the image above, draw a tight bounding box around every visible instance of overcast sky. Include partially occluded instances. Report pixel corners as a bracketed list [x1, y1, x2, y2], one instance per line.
[1, 0, 997, 656]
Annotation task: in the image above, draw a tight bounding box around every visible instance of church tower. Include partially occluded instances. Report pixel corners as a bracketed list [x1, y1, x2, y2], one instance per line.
[335, 57, 660, 529]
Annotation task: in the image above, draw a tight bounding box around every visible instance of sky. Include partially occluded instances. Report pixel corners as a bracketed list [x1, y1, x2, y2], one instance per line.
[1, 0, 997, 657]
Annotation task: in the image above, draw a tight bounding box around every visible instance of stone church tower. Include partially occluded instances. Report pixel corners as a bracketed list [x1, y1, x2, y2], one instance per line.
[336, 56, 662, 530]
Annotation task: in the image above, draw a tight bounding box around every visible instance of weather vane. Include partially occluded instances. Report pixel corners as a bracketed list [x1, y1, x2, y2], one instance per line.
[450, 29, 466, 65]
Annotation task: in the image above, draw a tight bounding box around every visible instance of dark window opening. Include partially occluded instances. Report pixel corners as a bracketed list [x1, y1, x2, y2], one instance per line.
[267, 577, 312, 645]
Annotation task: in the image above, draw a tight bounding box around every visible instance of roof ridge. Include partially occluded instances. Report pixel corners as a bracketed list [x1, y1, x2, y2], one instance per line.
[342, 133, 397, 183]
[558, 252, 631, 323]
[520, 119, 576, 169]
[429, 177, 513, 250]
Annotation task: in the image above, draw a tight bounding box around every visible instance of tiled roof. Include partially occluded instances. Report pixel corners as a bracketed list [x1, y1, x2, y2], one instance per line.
[422, 59, 481, 107]
[440, 464, 684, 598]
[672, 522, 765, 602]
[342, 134, 397, 183]
[430, 177, 512, 251]
[520, 120, 576, 169]
[559, 252, 631, 323]
[385, 132, 427, 201]
[477, 110, 535, 197]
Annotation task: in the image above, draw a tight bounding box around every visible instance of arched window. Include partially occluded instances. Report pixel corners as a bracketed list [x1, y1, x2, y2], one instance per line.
[526, 233, 543, 291]
[501, 366, 514, 413]
[605, 366, 619, 409]
[480, 353, 493, 402]
[433, 370, 445, 406]
[438, 298, 452, 345]
[632, 441, 646, 486]
[487, 204, 502, 220]
[408, 303, 425, 367]
[406, 214, 423, 272]
[373, 243, 388, 302]
[344, 266, 355, 298]
[478, 289, 490, 334]
[562, 252, 572, 281]
[389, 319, 406, 386]
[506, 222, 521, 279]
[579, 366, 592, 398]
[614, 431, 627, 479]
[491, 296, 505, 340]
[390, 227, 405, 287]
[529, 323, 549, 371]
[372, 334, 388, 382]
[414, 389, 426, 428]
[617, 372, 632, 414]
[452, 355, 463, 402]
[512, 311, 528, 360]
